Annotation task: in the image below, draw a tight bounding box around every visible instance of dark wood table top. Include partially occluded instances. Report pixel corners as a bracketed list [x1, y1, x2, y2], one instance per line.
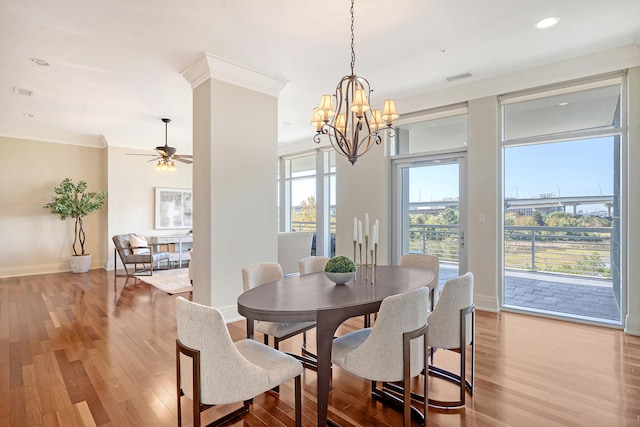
[237, 265, 435, 323]
[237, 264, 435, 426]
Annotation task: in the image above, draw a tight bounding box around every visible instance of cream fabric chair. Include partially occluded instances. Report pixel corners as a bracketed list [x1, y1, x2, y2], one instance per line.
[299, 256, 329, 275]
[331, 287, 429, 426]
[277, 232, 314, 275]
[400, 253, 440, 307]
[241, 263, 316, 362]
[175, 297, 302, 427]
[427, 272, 475, 409]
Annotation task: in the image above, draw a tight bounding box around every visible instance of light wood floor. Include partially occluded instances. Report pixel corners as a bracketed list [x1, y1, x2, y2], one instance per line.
[1, 269, 639, 426]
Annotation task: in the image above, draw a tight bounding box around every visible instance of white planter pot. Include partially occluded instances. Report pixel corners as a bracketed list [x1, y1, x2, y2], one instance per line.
[70, 254, 92, 273]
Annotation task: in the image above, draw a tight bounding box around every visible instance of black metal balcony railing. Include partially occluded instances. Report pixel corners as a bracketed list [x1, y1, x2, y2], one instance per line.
[291, 221, 613, 279]
[409, 224, 613, 279]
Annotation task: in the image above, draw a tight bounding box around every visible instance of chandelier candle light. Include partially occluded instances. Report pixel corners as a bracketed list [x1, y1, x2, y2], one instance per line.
[311, 0, 399, 165]
[353, 213, 378, 282]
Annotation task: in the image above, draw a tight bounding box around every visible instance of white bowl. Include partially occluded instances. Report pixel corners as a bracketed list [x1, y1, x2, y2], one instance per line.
[324, 271, 356, 285]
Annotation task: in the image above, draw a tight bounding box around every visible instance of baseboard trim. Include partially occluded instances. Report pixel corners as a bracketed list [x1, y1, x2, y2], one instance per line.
[625, 314, 640, 336]
[475, 294, 500, 313]
[0, 261, 103, 278]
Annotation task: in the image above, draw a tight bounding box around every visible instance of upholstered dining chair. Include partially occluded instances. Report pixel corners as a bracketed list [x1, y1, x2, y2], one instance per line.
[331, 287, 429, 426]
[400, 253, 440, 307]
[426, 272, 475, 408]
[299, 256, 329, 275]
[241, 262, 316, 367]
[175, 296, 302, 427]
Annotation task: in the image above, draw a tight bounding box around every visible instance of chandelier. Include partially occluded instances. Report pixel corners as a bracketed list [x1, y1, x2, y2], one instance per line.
[311, 0, 399, 165]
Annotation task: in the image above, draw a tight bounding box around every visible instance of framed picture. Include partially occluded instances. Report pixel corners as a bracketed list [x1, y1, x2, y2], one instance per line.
[155, 188, 193, 229]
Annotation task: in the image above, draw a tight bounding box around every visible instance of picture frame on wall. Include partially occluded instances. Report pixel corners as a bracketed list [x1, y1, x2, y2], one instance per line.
[155, 187, 192, 229]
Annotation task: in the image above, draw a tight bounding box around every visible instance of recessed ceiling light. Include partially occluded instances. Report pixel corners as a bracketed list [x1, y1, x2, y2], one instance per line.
[534, 17, 560, 29]
[558, 102, 569, 106]
[22, 113, 35, 118]
[440, 50, 448, 55]
[30, 57, 50, 66]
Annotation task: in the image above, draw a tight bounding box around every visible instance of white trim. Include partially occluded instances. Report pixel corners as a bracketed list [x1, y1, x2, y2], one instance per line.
[0, 262, 102, 278]
[499, 72, 624, 104]
[625, 314, 640, 336]
[0, 126, 107, 148]
[474, 295, 500, 313]
[395, 103, 468, 127]
[181, 52, 288, 96]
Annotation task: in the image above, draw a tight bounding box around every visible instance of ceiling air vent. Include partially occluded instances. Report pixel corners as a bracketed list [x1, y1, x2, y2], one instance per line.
[446, 72, 472, 82]
[13, 87, 33, 97]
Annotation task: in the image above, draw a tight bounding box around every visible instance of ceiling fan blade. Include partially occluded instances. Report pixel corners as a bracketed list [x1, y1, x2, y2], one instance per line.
[177, 154, 193, 158]
[147, 157, 162, 162]
[126, 153, 158, 156]
[174, 157, 193, 164]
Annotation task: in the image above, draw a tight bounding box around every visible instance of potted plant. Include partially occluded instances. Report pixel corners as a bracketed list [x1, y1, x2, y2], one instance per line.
[324, 255, 357, 284]
[44, 178, 107, 273]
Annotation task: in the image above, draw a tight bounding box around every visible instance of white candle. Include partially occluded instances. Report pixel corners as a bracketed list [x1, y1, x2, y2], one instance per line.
[370, 225, 377, 251]
[358, 220, 363, 244]
[364, 213, 369, 237]
[353, 217, 358, 241]
[374, 219, 379, 244]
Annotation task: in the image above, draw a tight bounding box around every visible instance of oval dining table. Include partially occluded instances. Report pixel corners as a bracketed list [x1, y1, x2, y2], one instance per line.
[237, 265, 435, 426]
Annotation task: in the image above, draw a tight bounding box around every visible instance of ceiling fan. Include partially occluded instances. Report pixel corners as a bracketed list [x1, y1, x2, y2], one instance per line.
[128, 118, 193, 170]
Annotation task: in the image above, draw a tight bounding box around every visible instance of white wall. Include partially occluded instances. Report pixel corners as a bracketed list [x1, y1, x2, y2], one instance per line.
[0, 137, 107, 277]
[106, 145, 192, 270]
[335, 138, 392, 266]
[466, 97, 500, 312]
[626, 67, 640, 335]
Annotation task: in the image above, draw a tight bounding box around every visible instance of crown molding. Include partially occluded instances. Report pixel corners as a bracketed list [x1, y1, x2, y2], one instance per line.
[0, 125, 107, 148]
[181, 52, 288, 97]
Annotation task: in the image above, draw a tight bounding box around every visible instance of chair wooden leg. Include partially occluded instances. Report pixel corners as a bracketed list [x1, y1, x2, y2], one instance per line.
[295, 375, 302, 427]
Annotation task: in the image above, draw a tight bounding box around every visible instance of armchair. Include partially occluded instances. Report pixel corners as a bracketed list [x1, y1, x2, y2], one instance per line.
[112, 233, 170, 276]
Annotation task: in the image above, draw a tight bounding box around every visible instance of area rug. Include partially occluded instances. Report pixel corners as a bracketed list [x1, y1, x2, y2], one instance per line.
[135, 268, 192, 295]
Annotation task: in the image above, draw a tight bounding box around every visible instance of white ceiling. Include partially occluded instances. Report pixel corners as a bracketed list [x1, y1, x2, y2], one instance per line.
[1, 0, 639, 155]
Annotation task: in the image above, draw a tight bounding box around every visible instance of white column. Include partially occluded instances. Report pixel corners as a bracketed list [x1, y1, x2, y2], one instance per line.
[467, 96, 500, 312]
[626, 66, 640, 335]
[182, 53, 287, 320]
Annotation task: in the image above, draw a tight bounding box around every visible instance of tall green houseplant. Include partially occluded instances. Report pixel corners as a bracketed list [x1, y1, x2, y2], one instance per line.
[44, 178, 107, 256]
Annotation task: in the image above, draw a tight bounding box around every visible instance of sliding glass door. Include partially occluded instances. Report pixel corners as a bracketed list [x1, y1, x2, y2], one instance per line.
[393, 154, 467, 286]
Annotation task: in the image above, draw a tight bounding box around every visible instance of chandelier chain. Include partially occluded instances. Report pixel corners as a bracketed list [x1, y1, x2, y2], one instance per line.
[350, 0, 355, 75]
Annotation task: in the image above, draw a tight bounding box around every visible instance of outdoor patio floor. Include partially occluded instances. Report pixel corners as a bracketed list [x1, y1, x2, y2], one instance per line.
[439, 264, 621, 323]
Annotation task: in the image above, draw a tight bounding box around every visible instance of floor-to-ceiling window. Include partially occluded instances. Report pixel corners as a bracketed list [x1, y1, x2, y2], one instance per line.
[279, 150, 336, 257]
[500, 73, 625, 325]
[391, 105, 468, 287]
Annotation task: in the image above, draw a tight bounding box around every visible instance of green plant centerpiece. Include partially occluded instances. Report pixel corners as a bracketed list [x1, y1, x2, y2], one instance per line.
[324, 255, 357, 285]
[44, 178, 107, 273]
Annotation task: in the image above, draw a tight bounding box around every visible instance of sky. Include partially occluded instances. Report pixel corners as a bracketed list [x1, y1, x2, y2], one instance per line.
[407, 136, 616, 215]
[503, 137, 614, 200]
[289, 136, 618, 215]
